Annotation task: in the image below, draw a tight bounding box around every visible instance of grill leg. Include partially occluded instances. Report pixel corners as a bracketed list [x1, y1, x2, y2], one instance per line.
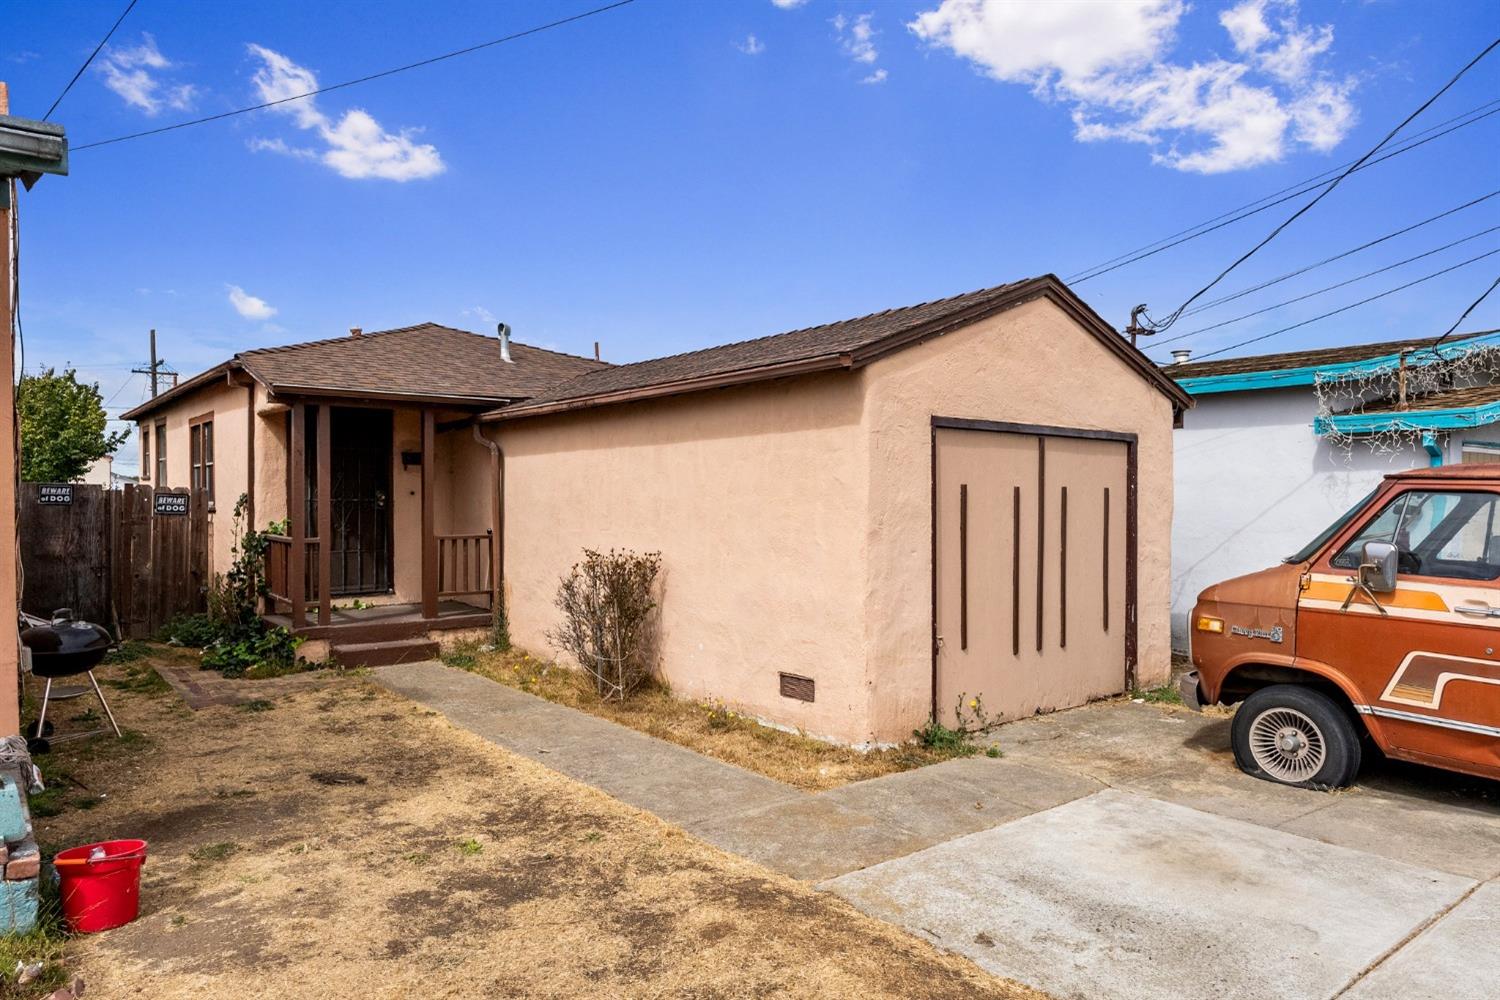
[86, 671, 123, 739]
[35, 678, 53, 734]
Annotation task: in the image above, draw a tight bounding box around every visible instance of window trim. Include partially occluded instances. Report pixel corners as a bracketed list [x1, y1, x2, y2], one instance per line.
[189, 411, 215, 508]
[141, 424, 152, 482]
[154, 421, 167, 486]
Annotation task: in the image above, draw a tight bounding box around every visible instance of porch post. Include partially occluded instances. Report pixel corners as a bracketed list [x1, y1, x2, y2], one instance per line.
[289, 402, 306, 630]
[421, 409, 438, 619]
[316, 404, 332, 626]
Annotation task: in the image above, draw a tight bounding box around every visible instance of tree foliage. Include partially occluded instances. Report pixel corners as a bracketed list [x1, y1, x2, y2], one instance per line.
[18, 367, 130, 483]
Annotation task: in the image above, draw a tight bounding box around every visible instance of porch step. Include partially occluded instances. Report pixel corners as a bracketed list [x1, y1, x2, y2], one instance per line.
[330, 638, 440, 669]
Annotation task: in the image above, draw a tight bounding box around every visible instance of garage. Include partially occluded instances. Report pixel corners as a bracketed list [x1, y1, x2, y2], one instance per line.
[483, 274, 1190, 745]
[934, 420, 1134, 725]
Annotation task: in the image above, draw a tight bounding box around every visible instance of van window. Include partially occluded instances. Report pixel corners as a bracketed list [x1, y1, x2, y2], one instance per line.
[1331, 490, 1500, 580]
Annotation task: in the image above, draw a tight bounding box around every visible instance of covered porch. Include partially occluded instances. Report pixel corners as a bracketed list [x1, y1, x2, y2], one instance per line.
[259, 398, 502, 645]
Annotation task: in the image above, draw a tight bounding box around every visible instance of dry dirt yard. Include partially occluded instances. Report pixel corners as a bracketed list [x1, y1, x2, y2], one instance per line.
[31, 650, 1044, 999]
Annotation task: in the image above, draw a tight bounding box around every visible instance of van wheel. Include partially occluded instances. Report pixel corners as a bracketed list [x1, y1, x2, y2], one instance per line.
[1231, 685, 1361, 789]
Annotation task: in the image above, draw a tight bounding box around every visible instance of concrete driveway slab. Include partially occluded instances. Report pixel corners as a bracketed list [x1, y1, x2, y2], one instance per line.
[817, 764, 1037, 847]
[1344, 881, 1500, 1000]
[824, 790, 1473, 1000]
[1277, 785, 1500, 880]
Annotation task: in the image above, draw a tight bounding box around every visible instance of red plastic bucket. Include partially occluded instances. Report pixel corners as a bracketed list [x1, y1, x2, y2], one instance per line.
[54, 839, 148, 933]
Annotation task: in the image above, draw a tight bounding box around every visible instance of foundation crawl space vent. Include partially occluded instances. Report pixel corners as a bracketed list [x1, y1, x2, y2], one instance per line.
[778, 672, 815, 703]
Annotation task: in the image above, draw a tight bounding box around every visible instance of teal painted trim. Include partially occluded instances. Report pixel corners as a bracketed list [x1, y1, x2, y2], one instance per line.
[1314, 399, 1500, 435]
[1421, 432, 1443, 467]
[1179, 331, 1500, 396]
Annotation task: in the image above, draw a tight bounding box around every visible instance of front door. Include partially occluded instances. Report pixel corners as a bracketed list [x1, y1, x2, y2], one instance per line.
[1298, 487, 1500, 771]
[323, 407, 393, 596]
[933, 423, 1132, 727]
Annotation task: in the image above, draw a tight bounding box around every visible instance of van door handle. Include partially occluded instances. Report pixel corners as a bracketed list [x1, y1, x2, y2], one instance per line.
[1455, 601, 1500, 618]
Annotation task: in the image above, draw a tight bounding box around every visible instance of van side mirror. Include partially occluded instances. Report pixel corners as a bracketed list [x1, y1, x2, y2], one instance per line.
[1360, 541, 1399, 592]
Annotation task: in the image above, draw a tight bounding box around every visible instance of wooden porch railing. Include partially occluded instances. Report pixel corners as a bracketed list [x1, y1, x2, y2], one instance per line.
[438, 531, 492, 600]
[262, 534, 320, 613]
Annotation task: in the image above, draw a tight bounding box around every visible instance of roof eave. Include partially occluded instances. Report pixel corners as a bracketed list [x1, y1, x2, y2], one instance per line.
[119, 361, 243, 421]
[481, 353, 854, 423]
[263, 382, 519, 408]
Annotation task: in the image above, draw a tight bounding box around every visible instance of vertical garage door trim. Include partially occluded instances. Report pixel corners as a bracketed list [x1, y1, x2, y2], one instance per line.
[929, 416, 1139, 722]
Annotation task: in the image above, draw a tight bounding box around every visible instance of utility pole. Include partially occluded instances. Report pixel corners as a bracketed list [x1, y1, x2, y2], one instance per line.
[131, 328, 164, 397]
[1125, 304, 1153, 348]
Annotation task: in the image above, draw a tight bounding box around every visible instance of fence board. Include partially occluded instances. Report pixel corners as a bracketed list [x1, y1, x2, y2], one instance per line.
[18, 484, 111, 625]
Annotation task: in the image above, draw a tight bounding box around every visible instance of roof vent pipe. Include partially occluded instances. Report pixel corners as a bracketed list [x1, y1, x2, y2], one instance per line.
[497, 322, 513, 364]
[1170, 349, 1192, 365]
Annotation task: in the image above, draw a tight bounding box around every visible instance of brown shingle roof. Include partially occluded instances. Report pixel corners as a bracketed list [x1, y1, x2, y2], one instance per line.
[1348, 382, 1500, 415]
[484, 275, 1191, 421]
[1169, 330, 1497, 380]
[122, 324, 605, 420]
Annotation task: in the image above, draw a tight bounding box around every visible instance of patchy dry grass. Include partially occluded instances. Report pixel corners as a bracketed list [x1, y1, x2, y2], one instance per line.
[446, 644, 975, 792]
[28, 651, 1045, 1000]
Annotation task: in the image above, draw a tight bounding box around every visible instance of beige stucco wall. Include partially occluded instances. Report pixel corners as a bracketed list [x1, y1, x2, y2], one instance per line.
[859, 296, 1175, 740]
[138, 376, 254, 582]
[497, 372, 874, 743]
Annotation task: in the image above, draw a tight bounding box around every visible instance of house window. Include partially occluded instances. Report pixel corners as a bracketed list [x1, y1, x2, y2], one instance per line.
[155, 421, 167, 485]
[190, 416, 214, 504]
[142, 425, 151, 481]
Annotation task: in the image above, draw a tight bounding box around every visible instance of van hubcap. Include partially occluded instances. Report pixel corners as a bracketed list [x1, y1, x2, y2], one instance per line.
[1248, 707, 1326, 782]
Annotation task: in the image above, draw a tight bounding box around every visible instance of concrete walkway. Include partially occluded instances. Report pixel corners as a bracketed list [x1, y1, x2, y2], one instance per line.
[373, 661, 1096, 880]
[374, 661, 1500, 999]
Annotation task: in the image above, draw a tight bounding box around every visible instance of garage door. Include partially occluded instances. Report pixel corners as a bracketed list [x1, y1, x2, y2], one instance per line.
[933, 420, 1134, 726]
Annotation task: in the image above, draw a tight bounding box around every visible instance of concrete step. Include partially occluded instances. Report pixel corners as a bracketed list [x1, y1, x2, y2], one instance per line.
[330, 638, 439, 669]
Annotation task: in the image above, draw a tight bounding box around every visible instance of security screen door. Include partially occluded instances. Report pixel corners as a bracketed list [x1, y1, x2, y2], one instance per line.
[934, 423, 1131, 726]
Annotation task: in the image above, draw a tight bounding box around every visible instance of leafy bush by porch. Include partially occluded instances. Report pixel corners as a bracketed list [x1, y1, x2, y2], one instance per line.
[159, 495, 307, 677]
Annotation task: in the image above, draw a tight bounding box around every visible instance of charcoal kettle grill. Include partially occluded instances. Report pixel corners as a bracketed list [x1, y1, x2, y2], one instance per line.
[19, 609, 122, 753]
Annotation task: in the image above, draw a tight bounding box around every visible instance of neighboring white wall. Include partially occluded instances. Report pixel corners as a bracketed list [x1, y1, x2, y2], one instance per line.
[79, 455, 112, 486]
[1170, 386, 1439, 649]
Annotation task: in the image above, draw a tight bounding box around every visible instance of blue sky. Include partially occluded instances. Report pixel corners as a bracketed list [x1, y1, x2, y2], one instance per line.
[7, 0, 1499, 474]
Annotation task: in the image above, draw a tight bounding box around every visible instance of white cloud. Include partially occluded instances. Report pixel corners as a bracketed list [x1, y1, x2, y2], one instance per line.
[770, 0, 809, 8]
[862, 68, 889, 85]
[910, 0, 1356, 174]
[737, 34, 766, 56]
[462, 306, 497, 325]
[227, 285, 277, 320]
[833, 12, 879, 64]
[95, 33, 196, 115]
[246, 44, 445, 182]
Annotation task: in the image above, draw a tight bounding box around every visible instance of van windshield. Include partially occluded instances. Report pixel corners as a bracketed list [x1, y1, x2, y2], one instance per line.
[1282, 486, 1380, 564]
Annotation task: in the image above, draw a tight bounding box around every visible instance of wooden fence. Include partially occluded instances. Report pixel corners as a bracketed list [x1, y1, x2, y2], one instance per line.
[19, 482, 209, 638]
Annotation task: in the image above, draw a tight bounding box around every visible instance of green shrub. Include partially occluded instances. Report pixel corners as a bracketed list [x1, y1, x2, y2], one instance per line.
[157, 612, 220, 648]
[202, 626, 303, 678]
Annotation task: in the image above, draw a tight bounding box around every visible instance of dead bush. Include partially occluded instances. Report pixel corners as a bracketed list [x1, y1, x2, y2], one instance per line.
[549, 549, 661, 701]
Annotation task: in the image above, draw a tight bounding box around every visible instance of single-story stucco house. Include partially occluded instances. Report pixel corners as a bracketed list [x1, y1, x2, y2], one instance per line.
[1168, 328, 1500, 650]
[124, 274, 1190, 745]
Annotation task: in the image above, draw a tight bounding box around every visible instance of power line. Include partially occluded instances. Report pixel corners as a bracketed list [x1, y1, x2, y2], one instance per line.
[1180, 190, 1500, 317]
[72, 0, 637, 152]
[1066, 98, 1500, 283]
[1069, 105, 1500, 287]
[1185, 247, 1500, 362]
[43, 0, 140, 120]
[1153, 226, 1500, 350]
[1142, 35, 1500, 336]
[1427, 274, 1500, 353]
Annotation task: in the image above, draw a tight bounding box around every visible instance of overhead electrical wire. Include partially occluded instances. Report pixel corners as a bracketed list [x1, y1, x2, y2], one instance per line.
[1182, 247, 1500, 363]
[1179, 190, 1500, 317]
[42, 0, 140, 120]
[1138, 36, 1500, 336]
[1425, 274, 1500, 354]
[71, 0, 636, 152]
[1151, 226, 1500, 350]
[1066, 98, 1500, 284]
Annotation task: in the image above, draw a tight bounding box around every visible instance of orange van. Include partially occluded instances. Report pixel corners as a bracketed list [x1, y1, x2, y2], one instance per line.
[1183, 465, 1500, 789]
